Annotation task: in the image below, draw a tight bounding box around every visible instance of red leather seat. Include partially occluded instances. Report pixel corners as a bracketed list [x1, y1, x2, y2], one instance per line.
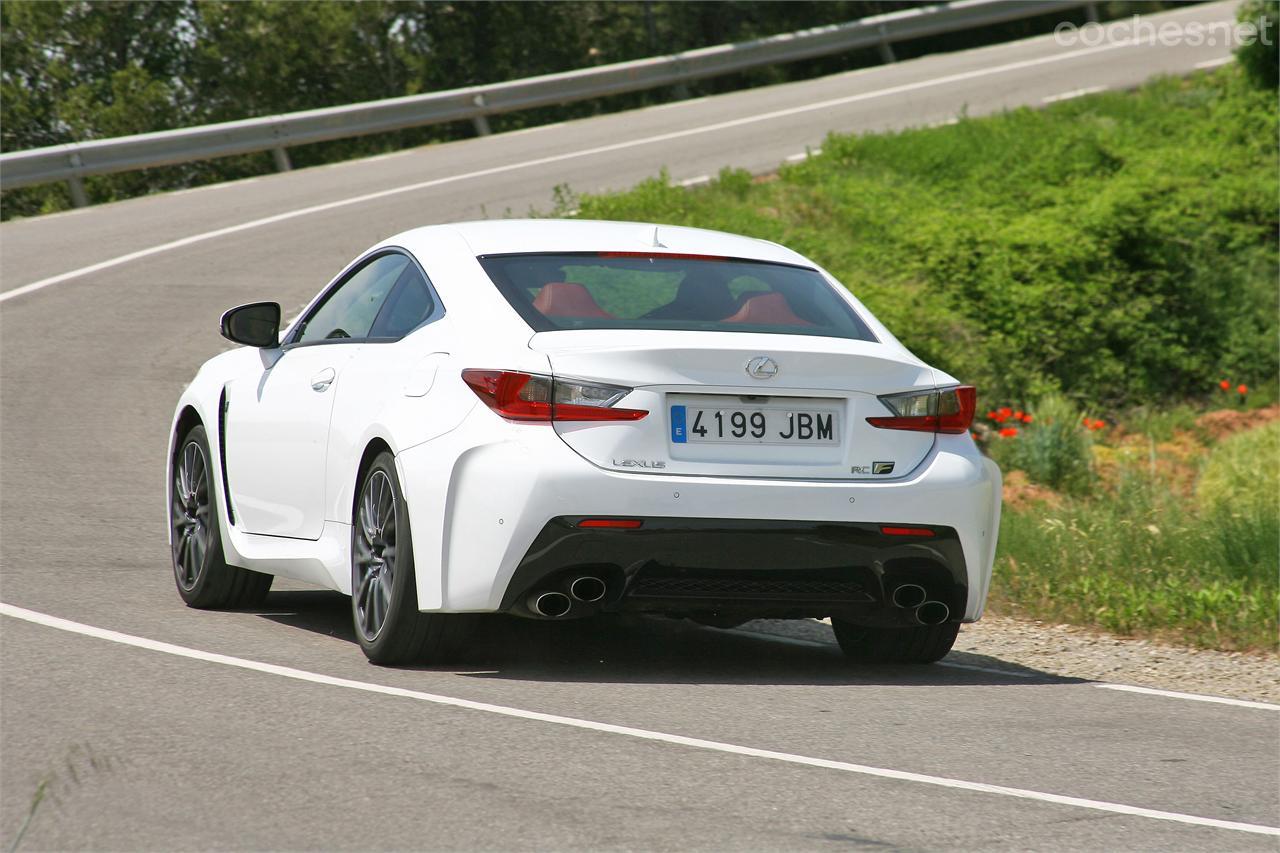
[723, 292, 812, 326]
[532, 282, 614, 318]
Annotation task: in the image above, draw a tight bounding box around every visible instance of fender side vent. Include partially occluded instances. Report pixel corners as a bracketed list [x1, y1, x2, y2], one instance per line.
[218, 388, 235, 526]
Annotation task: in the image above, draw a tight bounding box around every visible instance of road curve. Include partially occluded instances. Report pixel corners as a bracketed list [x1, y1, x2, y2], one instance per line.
[3, 2, 1277, 849]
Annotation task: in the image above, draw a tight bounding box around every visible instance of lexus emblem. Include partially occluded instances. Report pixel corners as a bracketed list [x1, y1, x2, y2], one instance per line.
[745, 356, 779, 380]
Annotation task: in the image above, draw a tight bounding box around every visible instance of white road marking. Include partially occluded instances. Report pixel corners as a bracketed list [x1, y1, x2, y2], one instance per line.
[3, 601, 1278, 837]
[679, 175, 711, 187]
[1096, 683, 1280, 712]
[785, 148, 823, 163]
[3, 32, 1158, 305]
[1042, 85, 1107, 104]
[929, 117, 961, 127]
[1195, 56, 1234, 69]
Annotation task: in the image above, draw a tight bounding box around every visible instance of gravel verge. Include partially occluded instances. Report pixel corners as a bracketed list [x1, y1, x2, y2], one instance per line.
[741, 616, 1280, 704]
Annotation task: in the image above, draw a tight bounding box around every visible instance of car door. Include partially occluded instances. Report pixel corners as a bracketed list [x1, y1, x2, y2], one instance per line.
[224, 252, 410, 539]
[323, 252, 454, 506]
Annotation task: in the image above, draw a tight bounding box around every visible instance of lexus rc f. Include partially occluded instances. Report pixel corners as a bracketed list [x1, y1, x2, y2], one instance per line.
[168, 220, 1001, 664]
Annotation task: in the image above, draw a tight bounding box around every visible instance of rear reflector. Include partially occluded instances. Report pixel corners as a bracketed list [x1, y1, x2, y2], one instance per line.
[462, 369, 648, 423]
[866, 386, 976, 435]
[880, 526, 936, 538]
[577, 518, 643, 529]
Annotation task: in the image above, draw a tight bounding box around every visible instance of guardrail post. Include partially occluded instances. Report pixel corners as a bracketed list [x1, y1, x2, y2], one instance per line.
[1084, 2, 1099, 24]
[271, 147, 292, 172]
[67, 152, 89, 208]
[877, 24, 897, 63]
[471, 95, 492, 136]
[67, 177, 88, 208]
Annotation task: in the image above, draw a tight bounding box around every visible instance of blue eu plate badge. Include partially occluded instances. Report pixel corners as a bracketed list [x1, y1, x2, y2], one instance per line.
[670, 405, 687, 443]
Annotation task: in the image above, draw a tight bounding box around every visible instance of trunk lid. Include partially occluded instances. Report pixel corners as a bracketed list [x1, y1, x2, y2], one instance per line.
[530, 330, 938, 481]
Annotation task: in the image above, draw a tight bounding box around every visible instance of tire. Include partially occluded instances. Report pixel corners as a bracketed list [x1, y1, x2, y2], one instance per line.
[170, 425, 272, 609]
[351, 451, 474, 665]
[830, 618, 959, 664]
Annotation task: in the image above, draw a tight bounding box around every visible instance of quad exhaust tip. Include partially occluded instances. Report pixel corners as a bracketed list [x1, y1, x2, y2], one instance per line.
[528, 591, 572, 618]
[890, 583, 927, 610]
[915, 600, 950, 626]
[568, 575, 607, 603]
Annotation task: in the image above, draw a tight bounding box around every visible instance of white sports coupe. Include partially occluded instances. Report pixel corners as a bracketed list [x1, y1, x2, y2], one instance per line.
[169, 219, 1001, 664]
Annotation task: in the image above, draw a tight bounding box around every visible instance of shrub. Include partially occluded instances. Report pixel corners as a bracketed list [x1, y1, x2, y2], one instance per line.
[989, 394, 1094, 494]
[1236, 0, 1279, 89]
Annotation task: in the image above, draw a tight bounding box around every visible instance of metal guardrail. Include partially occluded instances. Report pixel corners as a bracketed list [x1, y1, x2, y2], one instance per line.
[0, 0, 1092, 206]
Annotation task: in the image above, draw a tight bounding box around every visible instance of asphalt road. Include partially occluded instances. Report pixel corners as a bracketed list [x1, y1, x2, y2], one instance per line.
[2, 2, 1277, 849]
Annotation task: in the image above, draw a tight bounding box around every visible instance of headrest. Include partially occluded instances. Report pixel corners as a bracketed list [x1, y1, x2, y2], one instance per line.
[532, 282, 614, 319]
[723, 292, 812, 326]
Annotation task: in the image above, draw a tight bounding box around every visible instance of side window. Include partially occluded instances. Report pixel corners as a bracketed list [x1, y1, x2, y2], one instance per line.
[369, 262, 437, 339]
[295, 253, 409, 344]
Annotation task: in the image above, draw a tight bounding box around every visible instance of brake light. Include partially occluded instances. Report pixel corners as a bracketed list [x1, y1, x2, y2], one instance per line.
[866, 386, 976, 435]
[597, 251, 726, 261]
[461, 370, 648, 423]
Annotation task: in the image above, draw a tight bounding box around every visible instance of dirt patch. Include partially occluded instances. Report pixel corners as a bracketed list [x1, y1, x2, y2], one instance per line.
[1195, 404, 1280, 442]
[1000, 469, 1061, 511]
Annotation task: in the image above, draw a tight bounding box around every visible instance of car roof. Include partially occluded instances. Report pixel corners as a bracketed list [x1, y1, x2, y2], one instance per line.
[386, 219, 814, 267]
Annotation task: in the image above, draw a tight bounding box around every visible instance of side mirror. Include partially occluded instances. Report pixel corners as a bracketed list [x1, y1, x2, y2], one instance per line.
[220, 302, 281, 348]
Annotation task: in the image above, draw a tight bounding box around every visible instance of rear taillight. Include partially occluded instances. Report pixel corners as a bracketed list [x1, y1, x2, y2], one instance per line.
[461, 370, 648, 423]
[866, 386, 976, 435]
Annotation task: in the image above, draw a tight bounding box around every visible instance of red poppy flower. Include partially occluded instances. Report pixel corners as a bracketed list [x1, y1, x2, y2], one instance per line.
[1219, 380, 1231, 390]
[1091, 420, 1106, 430]
[999, 407, 1013, 418]
[999, 427, 1018, 438]
[971, 432, 980, 441]
[986, 410, 998, 419]
[1021, 414, 1034, 424]
[1081, 416, 1090, 425]
[1238, 384, 1248, 395]
[1014, 410, 1025, 420]
[994, 413, 1007, 423]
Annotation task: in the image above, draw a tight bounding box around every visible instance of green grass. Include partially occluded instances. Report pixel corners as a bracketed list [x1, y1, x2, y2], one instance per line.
[1198, 420, 1280, 518]
[565, 67, 1279, 409]
[991, 422, 1279, 651]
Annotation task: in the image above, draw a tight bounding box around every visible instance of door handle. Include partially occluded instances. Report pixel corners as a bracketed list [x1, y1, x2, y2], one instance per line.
[310, 368, 335, 392]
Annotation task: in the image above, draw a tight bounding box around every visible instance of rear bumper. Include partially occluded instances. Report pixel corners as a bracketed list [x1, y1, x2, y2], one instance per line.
[502, 517, 968, 625]
[396, 417, 1000, 620]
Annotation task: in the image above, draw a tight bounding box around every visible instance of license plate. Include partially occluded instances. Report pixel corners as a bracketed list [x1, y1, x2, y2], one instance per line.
[670, 404, 840, 445]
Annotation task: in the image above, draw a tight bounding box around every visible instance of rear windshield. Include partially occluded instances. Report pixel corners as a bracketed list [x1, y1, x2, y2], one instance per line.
[478, 252, 877, 342]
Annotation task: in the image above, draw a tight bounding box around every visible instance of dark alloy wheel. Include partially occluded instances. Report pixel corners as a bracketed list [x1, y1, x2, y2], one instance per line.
[172, 438, 211, 594]
[354, 469, 397, 642]
[351, 451, 475, 665]
[169, 425, 272, 609]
